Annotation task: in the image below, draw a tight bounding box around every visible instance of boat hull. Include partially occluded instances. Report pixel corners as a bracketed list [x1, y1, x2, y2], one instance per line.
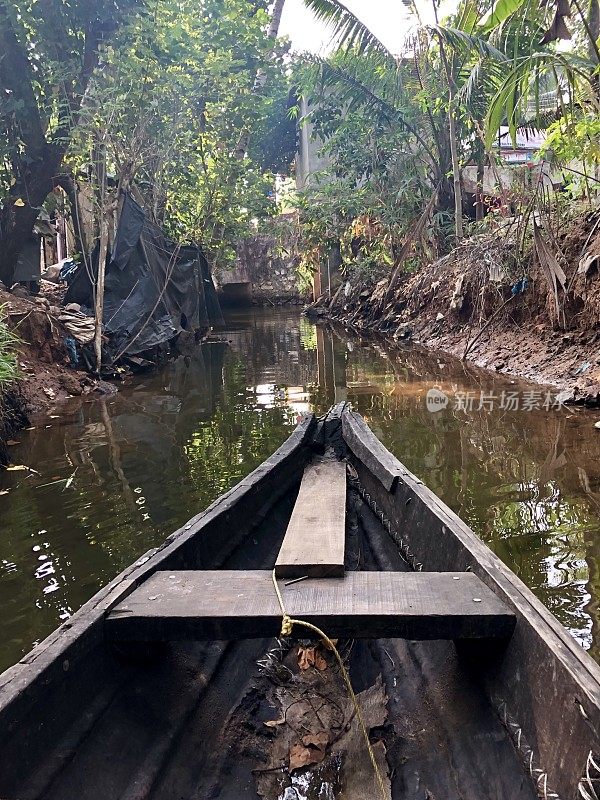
[0, 406, 597, 799]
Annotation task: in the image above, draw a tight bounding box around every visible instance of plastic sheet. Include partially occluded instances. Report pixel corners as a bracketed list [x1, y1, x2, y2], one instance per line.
[64, 194, 223, 357]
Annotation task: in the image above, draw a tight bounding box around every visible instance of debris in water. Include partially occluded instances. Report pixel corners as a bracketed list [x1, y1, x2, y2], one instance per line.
[63, 468, 78, 490]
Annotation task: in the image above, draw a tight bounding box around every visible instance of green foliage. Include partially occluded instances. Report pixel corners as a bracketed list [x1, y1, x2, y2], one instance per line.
[289, 42, 453, 281]
[478, 0, 526, 32]
[0, 0, 142, 201]
[0, 307, 19, 386]
[291, 0, 600, 287]
[543, 112, 600, 166]
[248, 89, 299, 174]
[68, 0, 291, 269]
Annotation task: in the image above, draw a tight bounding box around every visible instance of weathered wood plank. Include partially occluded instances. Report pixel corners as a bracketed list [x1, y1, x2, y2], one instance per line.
[106, 570, 515, 641]
[275, 458, 347, 578]
[342, 411, 403, 492]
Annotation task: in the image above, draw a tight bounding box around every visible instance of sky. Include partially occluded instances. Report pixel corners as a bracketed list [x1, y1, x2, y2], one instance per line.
[279, 0, 457, 55]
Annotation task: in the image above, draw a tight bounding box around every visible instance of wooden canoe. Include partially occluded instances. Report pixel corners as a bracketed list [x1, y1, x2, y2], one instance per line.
[0, 404, 598, 799]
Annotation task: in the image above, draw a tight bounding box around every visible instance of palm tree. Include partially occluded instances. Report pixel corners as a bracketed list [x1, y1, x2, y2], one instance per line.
[299, 0, 600, 236]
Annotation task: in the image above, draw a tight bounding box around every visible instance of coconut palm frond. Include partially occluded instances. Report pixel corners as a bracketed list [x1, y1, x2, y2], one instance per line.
[484, 50, 597, 147]
[429, 24, 508, 61]
[302, 0, 392, 59]
[311, 58, 437, 163]
[457, 57, 506, 107]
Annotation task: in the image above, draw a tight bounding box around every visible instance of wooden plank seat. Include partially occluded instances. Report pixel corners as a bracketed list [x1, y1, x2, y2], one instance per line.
[275, 458, 347, 578]
[105, 570, 516, 642]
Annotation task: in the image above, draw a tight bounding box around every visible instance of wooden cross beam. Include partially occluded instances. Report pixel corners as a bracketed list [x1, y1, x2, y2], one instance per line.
[105, 570, 516, 642]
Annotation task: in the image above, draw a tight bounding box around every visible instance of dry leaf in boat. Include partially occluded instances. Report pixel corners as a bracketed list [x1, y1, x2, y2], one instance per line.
[297, 645, 328, 671]
[264, 717, 286, 728]
[303, 731, 328, 749]
[288, 731, 329, 771]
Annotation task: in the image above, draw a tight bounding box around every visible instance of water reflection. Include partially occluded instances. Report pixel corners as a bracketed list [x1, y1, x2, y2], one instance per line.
[1, 308, 600, 672]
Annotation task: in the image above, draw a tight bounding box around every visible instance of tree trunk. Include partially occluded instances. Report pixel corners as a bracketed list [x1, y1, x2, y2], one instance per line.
[232, 0, 286, 160]
[94, 214, 109, 374]
[0, 147, 63, 286]
[93, 141, 109, 374]
[588, 0, 600, 63]
[55, 173, 88, 258]
[476, 155, 485, 221]
[440, 52, 463, 240]
[432, 0, 463, 242]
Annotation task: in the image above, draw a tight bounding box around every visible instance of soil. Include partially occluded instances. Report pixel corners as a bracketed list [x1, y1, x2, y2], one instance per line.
[0, 282, 101, 462]
[308, 207, 600, 405]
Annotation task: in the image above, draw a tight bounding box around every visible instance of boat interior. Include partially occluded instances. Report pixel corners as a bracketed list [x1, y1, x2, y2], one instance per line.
[0, 407, 598, 800]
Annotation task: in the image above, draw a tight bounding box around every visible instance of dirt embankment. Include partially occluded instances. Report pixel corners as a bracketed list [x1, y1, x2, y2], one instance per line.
[0, 284, 102, 462]
[309, 208, 600, 404]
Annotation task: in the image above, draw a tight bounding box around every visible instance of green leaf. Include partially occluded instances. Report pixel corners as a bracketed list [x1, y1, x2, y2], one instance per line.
[478, 0, 527, 33]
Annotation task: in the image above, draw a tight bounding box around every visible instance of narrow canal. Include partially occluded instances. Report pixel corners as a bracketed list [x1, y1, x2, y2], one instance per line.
[1, 308, 600, 673]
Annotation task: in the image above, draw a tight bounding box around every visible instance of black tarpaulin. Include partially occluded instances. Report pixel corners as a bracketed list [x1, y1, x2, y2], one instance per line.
[64, 194, 223, 357]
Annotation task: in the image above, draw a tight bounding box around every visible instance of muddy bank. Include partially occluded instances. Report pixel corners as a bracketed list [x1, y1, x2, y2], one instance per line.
[308, 209, 600, 405]
[0, 284, 102, 461]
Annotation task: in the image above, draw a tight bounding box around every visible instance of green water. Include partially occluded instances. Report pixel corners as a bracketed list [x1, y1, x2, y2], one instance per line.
[1, 308, 600, 673]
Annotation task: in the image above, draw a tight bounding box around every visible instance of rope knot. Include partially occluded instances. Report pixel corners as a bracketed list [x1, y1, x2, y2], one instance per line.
[280, 614, 293, 636]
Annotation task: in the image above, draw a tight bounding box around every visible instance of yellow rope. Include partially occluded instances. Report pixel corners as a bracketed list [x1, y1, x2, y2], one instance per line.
[271, 569, 388, 800]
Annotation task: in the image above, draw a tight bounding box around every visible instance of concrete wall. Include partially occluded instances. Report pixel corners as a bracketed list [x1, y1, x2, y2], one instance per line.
[220, 216, 310, 306]
[295, 97, 331, 191]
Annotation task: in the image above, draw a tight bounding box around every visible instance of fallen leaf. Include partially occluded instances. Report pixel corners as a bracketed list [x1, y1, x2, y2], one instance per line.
[43, 387, 56, 398]
[5, 464, 40, 474]
[303, 731, 329, 749]
[298, 644, 328, 671]
[0, 489, 10, 496]
[6, 440, 20, 446]
[289, 731, 329, 771]
[263, 716, 286, 728]
[314, 650, 327, 671]
[13, 198, 25, 207]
